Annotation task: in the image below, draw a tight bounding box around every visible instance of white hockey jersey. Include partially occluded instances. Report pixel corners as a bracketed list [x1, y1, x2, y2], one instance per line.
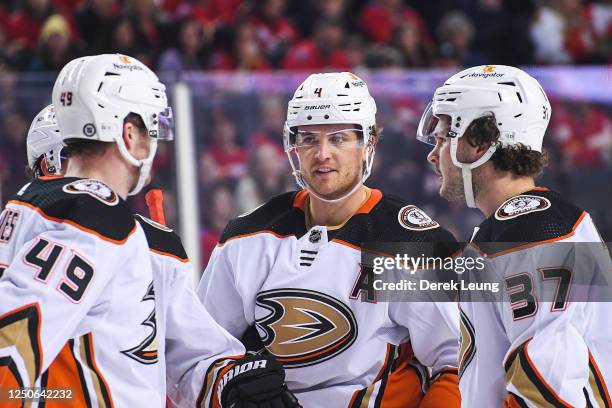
[459, 188, 612, 407]
[0, 177, 244, 408]
[198, 189, 461, 408]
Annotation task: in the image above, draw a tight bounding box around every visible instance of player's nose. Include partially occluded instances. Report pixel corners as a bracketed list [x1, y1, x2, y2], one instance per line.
[427, 145, 439, 165]
[314, 139, 332, 161]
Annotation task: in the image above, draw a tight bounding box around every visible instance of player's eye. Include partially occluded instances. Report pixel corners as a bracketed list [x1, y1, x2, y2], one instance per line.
[298, 134, 317, 145]
[328, 133, 345, 145]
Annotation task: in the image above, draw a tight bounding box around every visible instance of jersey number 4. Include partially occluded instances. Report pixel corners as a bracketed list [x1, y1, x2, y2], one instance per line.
[505, 267, 572, 320]
[25, 238, 94, 303]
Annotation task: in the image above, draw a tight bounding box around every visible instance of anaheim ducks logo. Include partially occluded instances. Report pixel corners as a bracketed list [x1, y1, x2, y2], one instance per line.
[495, 195, 551, 221]
[121, 282, 158, 364]
[398, 205, 439, 231]
[458, 309, 476, 379]
[63, 179, 119, 206]
[256, 289, 358, 368]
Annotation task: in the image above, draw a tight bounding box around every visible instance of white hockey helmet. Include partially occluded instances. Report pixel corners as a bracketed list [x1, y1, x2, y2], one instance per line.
[283, 72, 377, 202]
[416, 65, 551, 207]
[26, 104, 65, 176]
[52, 54, 174, 195]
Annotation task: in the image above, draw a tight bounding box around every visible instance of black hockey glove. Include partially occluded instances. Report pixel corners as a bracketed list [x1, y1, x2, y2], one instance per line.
[218, 355, 301, 408]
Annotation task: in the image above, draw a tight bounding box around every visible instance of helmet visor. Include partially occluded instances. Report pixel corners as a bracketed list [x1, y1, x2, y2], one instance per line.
[416, 102, 438, 146]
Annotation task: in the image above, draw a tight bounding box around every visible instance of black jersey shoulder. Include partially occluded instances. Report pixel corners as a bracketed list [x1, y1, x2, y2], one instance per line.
[10, 177, 135, 243]
[333, 193, 459, 256]
[219, 191, 307, 244]
[474, 189, 585, 251]
[134, 214, 188, 261]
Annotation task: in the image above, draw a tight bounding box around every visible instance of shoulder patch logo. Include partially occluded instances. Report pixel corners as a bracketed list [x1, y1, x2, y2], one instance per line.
[63, 179, 119, 206]
[136, 214, 173, 232]
[495, 195, 551, 221]
[255, 289, 358, 368]
[398, 205, 439, 231]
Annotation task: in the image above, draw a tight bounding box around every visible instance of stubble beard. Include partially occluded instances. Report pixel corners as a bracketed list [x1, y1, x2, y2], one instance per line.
[305, 165, 362, 201]
[440, 169, 465, 202]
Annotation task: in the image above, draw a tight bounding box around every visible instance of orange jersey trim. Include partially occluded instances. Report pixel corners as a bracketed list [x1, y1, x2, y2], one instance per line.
[522, 340, 573, 408]
[149, 248, 189, 263]
[589, 351, 612, 405]
[84, 333, 115, 408]
[475, 211, 587, 259]
[216, 230, 294, 247]
[8, 200, 136, 246]
[292, 189, 383, 214]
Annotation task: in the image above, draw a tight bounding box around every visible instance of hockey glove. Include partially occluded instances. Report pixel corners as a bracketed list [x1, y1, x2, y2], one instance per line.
[218, 355, 301, 408]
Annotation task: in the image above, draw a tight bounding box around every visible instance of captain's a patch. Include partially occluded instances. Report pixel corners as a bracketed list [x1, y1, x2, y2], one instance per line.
[398, 205, 439, 231]
[495, 195, 551, 221]
[63, 179, 119, 206]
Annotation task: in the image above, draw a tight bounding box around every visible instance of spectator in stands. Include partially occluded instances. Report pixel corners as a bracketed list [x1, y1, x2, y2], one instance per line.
[29, 14, 79, 72]
[209, 22, 271, 71]
[206, 110, 247, 179]
[246, 95, 285, 151]
[198, 150, 221, 191]
[74, 0, 118, 54]
[557, 0, 608, 63]
[530, 3, 572, 64]
[249, 0, 299, 66]
[200, 182, 236, 268]
[158, 18, 209, 71]
[234, 142, 289, 214]
[111, 18, 149, 66]
[359, 0, 432, 48]
[1, 111, 29, 198]
[344, 34, 367, 70]
[7, 0, 55, 50]
[393, 21, 434, 67]
[125, 0, 163, 59]
[434, 11, 483, 68]
[282, 17, 349, 70]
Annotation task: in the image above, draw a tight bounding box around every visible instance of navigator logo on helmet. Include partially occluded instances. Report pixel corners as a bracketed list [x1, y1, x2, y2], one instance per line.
[51, 54, 174, 195]
[283, 72, 378, 202]
[416, 65, 551, 207]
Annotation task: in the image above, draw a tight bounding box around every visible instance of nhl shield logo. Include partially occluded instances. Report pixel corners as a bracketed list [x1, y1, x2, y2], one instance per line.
[309, 229, 322, 243]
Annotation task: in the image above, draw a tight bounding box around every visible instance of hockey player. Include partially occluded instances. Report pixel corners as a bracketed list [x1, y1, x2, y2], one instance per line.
[198, 72, 461, 407]
[0, 55, 299, 408]
[418, 65, 612, 406]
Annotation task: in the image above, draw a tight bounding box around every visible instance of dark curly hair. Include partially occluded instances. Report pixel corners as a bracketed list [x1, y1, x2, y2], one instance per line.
[463, 113, 547, 177]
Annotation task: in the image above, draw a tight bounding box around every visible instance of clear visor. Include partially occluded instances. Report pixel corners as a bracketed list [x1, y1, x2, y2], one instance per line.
[149, 107, 174, 141]
[286, 127, 364, 150]
[416, 102, 439, 146]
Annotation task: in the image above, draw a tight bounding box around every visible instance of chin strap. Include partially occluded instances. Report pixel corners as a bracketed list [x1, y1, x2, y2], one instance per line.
[115, 135, 158, 196]
[450, 138, 497, 208]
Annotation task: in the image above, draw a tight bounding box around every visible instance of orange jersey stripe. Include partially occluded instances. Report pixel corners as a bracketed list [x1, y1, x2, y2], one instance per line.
[8, 200, 136, 246]
[474, 211, 587, 259]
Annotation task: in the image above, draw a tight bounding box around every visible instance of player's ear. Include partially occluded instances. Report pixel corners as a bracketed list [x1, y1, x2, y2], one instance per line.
[122, 122, 137, 151]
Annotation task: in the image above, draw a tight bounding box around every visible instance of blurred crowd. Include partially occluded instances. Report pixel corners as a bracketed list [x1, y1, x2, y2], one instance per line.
[0, 0, 611, 75]
[1, 0, 611, 270]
